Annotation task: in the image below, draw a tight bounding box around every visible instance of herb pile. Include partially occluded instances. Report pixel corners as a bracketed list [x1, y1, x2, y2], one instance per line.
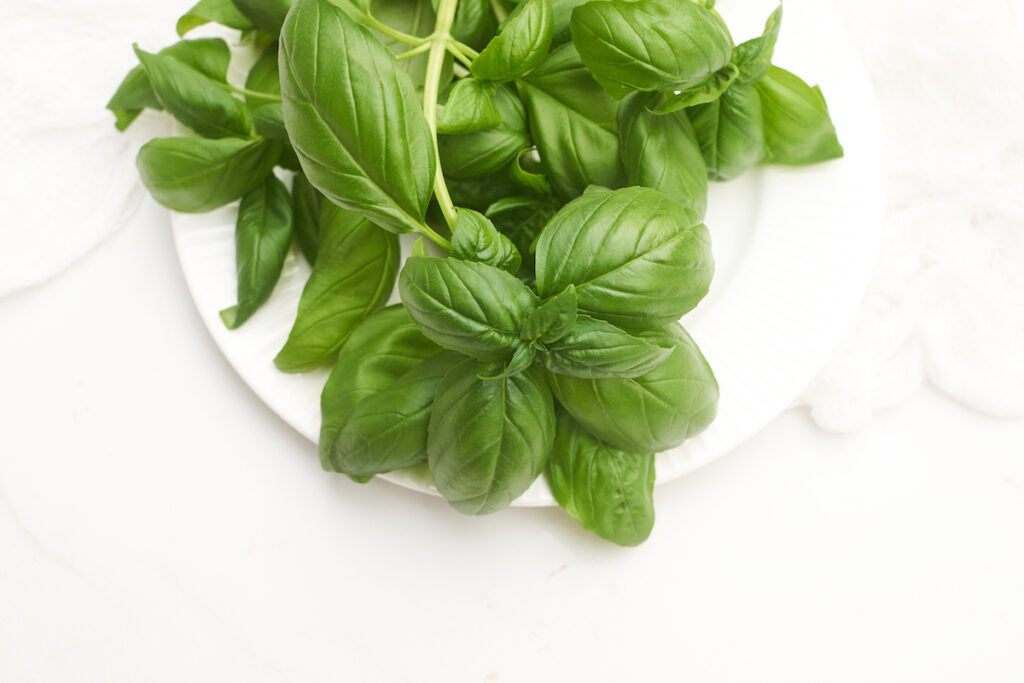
[109, 0, 842, 545]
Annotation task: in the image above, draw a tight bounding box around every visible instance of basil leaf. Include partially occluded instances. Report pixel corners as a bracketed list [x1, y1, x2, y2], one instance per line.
[534, 186, 713, 329]
[537, 314, 672, 378]
[688, 82, 765, 181]
[755, 66, 844, 165]
[133, 45, 252, 138]
[291, 173, 323, 263]
[428, 361, 555, 515]
[245, 44, 281, 105]
[177, 0, 254, 36]
[548, 322, 718, 452]
[280, 0, 435, 234]
[274, 204, 399, 371]
[136, 136, 280, 213]
[451, 209, 522, 273]
[253, 103, 287, 139]
[231, 0, 293, 33]
[399, 256, 539, 360]
[549, 0, 590, 45]
[732, 4, 782, 84]
[648, 62, 738, 113]
[518, 44, 625, 199]
[486, 194, 559, 270]
[570, 0, 732, 98]
[508, 149, 552, 196]
[107, 38, 232, 131]
[521, 284, 576, 343]
[471, 0, 553, 82]
[318, 304, 441, 468]
[618, 91, 708, 218]
[220, 174, 295, 329]
[547, 411, 655, 546]
[330, 351, 461, 476]
[437, 78, 502, 134]
[452, 0, 497, 50]
[447, 171, 529, 211]
[438, 84, 530, 179]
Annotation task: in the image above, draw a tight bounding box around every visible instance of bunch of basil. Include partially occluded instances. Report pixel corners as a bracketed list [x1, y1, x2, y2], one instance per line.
[108, 0, 841, 545]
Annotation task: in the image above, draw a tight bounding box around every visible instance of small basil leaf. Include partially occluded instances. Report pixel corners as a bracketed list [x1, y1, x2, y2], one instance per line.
[537, 314, 671, 378]
[570, 0, 732, 97]
[253, 103, 287, 139]
[471, 0, 553, 82]
[290, 173, 323, 264]
[517, 44, 625, 199]
[486, 195, 559, 271]
[755, 66, 844, 165]
[452, 0, 498, 49]
[231, 0, 293, 33]
[509, 149, 552, 195]
[220, 174, 295, 329]
[245, 44, 281, 105]
[398, 256, 539, 360]
[280, 0, 435, 234]
[547, 411, 655, 546]
[438, 84, 530, 179]
[618, 91, 708, 218]
[330, 351, 461, 476]
[732, 4, 782, 85]
[649, 62, 738, 113]
[688, 82, 765, 181]
[274, 204, 400, 371]
[451, 209, 522, 273]
[133, 45, 252, 138]
[437, 78, 503, 134]
[548, 322, 718, 452]
[411, 237, 430, 257]
[177, 0, 255, 36]
[318, 305, 441, 469]
[535, 186, 713, 329]
[478, 342, 535, 379]
[136, 136, 280, 213]
[521, 284, 576, 343]
[428, 361, 555, 515]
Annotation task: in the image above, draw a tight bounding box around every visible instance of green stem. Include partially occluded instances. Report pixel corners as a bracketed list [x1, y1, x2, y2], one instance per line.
[397, 41, 433, 60]
[221, 83, 281, 102]
[446, 41, 475, 69]
[363, 12, 425, 45]
[422, 0, 460, 235]
[451, 40, 479, 59]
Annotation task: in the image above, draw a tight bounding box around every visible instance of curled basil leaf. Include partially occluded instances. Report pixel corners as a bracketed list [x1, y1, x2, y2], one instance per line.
[438, 78, 502, 134]
[537, 314, 672, 379]
[438, 85, 530, 179]
[755, 66, 844, 166]
[450, 209, 522, 273]
[688, 82, 765, 181]
[471, 0, 553, 82]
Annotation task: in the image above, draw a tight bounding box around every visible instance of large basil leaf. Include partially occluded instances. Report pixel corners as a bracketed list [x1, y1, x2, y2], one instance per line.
[231, 0, 293, 33]
[438, 85, 530, 179]
[177, 0, 254, 36]
[399, 256, 538, 360]
[471, 0, 553, 83]
[428, 361, 555, 514]
[291, 173, 323, 263]
[517, 44, 625, 199]
[136, 136, 280, 212]
[245, 44, 282, 104]
[570, 0, 732, 98]
[548, 323, 719, 453]
[318, 305, 441, 468]
[107, 38, 232, 131]
[755, 66, 844, 166]
[688, 82, 765, 181]
[618, 91, 708, 218]
[134, 45, 252, 139]
[547, 411, 655, 546]
[220, 174, 295, 329]
[274, 203, 399, 371]
[279, 0, 435, 234]
[437, 78, 502, 134]
[534, 186, 713, 329]
[732, 4, 782, 85]
[330, 351, 460, 476]
[537, 314, 672, 379]
[450, 209, 521, 274]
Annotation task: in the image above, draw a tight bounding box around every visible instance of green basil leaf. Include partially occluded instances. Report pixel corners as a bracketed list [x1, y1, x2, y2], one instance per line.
[471, 0, 553, 82]
[570, 0, 732, 97]
[732, 4, 782, 85]
[521, 284, 576, 342]
[253, 102, 287, 139]
[538, 314, 672, 379]
[452, 0, 498, 49]
[451, 209, 522, 273]
[291, 173, 323, 264]
[447, 171, 530, 211]
[411, 237, 431, 257]
[330, 351, 461, 476]
[548, 322, 718, 452]
[133, 45, 252, 138]
[688, 82, 765, 181]
[177, 0, 255, 36]
[107, 38, 232, 131]
[547, 411, 655, 546]
[136, 136, 280, 212]
[755, 66, 844, 166]
[428, 361, 555, 514]
[486, 194, 559, 271]
[274, 204, 399, 371]
[618, 91, 708, 218]
[318, 305, 441, 468]
[517, 44, 625, 199]
[438, 84, 530, 179]
[508, 149, 552, 195]
[437, 78, 502, 134]
[399, 256, 539, 360]
[245, 44, 282, 105]
[535, 186, 713, 329]
[231, 0, 293, 33]
[649, 62, 738, 113]
[280, 0, 435, 233]
[220, 174, 295, 329]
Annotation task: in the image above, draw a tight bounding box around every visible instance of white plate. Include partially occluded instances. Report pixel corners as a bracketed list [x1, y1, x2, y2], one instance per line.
[171, 0, 885, 506]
